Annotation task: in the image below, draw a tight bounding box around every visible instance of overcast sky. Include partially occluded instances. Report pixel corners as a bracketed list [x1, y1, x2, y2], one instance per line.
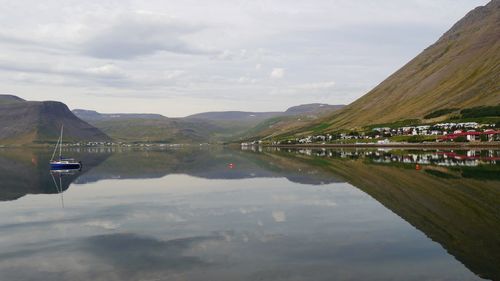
[0, 0, 489, 116]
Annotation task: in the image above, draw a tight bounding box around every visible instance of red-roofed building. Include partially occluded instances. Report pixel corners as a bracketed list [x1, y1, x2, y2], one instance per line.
[439, 130, 500, 142]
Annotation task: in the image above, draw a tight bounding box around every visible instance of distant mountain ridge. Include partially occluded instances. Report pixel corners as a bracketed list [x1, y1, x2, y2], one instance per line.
[0, 95, 110, 144]
[283, 0, 499, 136]
[186, 103, 344, 122]
[285, 103, 344, 115]
[72, 109, 165, 121]
[72, 110, 222, 143]
[74, 103, 345, 143]
[186, 111, 282, 122]
[0, 99, 344, 144]
[0, 94, 25, 104]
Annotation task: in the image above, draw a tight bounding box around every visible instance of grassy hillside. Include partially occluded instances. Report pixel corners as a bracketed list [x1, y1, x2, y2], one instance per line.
[237, 105, 345, 141]
[72, 109, 226, 143]
[74, 103, 345, 143]
[86, 118, 224, 143]
[238, 115, 321, 141]
[276, 0, 499, 137]
[0, 95, 110, 145]
[186, 103, 345, 141]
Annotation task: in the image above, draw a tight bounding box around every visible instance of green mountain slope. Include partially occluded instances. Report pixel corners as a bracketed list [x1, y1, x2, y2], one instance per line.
[186, 103, 343, 122]
[71, 110, 222, 143]
[288, 0, 500, 135]
[86, 118, 224, 143]
[74, 103, 344, 143]
[0, 95, 110, 144]
[234, 104, 345, 141]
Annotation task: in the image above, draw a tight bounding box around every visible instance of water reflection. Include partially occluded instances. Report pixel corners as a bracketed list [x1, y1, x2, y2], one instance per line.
[251, 147, 500, 280]
[0, 148, 109, 201]
[0, 147, 498, 280]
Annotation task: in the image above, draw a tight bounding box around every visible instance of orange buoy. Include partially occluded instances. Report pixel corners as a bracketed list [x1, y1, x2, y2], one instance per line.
[415, 164, 421, 170]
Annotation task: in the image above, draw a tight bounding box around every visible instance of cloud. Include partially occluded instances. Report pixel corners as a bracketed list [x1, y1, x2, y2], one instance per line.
[0, 233, 221, 281]
[83, 220, 120, 230]
[272, 210, 286, 222]
[84, 63, 125, 79]
[270, 68, 285, 79]
[237, 76, 257, 84]
[81, 13, 215, 59]
[163, 70, 186, 80]
[0, 59, 129, 88]
[81, 233, 217, 272]
[0, 0, 486, 115]
[296, 81, 336, 90]
[216, 49, 233, 60]
[213, 48, 256, 61]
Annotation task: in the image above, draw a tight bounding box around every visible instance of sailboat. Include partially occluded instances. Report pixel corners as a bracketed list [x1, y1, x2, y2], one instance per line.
[49, 125, 82, 170]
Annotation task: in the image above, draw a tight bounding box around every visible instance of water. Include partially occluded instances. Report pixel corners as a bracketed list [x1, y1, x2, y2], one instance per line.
[0, 147, 499, 281]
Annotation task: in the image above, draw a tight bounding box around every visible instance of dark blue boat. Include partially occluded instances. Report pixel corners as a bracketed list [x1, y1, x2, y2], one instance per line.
[49, 125, 82, 171]
[50, 159, 82, 170]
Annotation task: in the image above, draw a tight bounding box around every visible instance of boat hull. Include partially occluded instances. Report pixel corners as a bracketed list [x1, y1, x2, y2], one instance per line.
[50, 163, 81, 170]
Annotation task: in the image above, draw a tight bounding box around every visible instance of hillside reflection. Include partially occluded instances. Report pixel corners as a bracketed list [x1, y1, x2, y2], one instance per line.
[0, 148, 110, 201]
[245, 147, 500, 280]
[0, 146, 498, 279]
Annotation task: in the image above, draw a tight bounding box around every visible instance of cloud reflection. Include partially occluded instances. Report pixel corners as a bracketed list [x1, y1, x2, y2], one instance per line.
[0, 233, 220, 281]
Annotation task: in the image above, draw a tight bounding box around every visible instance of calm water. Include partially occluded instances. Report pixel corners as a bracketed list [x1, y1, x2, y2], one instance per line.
[0, 147, 499, 281]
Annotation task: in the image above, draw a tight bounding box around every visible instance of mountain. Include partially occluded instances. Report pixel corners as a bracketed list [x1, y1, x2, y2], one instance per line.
[72, 111, 224, 143]
[74, 103, 345, 143]
[187, 104, 345, 141]
[186, 103, 344, 122]
[284, 103, 344, 115]
[186, 111, 282, 122]
[0, 94, 25, 104]
[0, 95, 110, 144]
[72, 109, 165, 121]
[287, 0, 500, 134]
[233, 104, 344, 141]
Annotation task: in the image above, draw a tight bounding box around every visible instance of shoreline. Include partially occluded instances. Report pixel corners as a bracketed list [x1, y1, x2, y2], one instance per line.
[264, 142, 500, 149]
[1, 142, 500, 149]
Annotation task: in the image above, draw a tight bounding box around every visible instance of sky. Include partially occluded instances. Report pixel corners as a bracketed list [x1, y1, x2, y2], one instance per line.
[0, 0, 489, 117]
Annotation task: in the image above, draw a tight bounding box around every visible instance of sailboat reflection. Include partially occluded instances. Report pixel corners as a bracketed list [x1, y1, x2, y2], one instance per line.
[50, 169, 80, 208]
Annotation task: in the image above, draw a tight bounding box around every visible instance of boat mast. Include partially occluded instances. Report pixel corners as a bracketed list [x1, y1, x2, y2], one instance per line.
[59, 125, 63, 159]
[50, 127, 62, 162]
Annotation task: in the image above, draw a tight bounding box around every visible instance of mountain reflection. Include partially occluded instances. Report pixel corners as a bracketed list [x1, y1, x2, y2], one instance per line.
[248, 147, 500, 280]
[2, 147, 498, 202]
[0, 148, 110, 201]
[73, 147, 344, 185]
[0, 146, 498, 279]
[0, 147, 343, 202]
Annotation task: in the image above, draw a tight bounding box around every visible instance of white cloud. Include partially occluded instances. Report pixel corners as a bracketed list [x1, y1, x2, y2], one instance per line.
[163, 70, 186, 80]
[84, 220, 120, 230]
[272, 210, 286, 222]
[80, 12, 214, 59]
[85, 63, 124, 78]
[0, 0, 488, 116]
[297, 81, 335, 90]
[270, 68, 285, 79]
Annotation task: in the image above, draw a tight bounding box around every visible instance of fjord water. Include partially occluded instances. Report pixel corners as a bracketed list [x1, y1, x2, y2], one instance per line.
[0, 147, 498, 281]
